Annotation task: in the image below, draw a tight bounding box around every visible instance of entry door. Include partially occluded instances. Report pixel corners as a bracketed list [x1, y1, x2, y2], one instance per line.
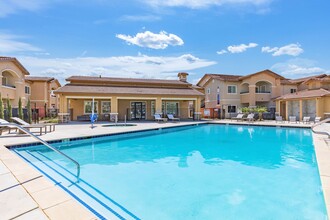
[131, 102, 146, 120]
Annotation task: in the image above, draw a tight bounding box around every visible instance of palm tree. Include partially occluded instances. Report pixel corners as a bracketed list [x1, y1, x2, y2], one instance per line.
[255, 106, 268, 121]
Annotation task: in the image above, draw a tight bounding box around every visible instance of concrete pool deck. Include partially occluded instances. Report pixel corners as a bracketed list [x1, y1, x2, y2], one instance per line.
[0, 120, 329, 219]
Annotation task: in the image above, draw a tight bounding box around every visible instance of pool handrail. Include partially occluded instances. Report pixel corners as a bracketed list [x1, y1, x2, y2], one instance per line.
[311, 118, 330, 137]
[0, 123, 80, 179]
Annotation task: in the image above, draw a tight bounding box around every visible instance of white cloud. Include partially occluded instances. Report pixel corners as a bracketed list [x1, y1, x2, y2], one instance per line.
[143, 0, 272, 9]
[119, 15, 161, 22]
[227, 43, 258, 53]
[262, 43, 303, 56]
[0, 32, 42, 53]
[17, 54, 216, 84]
[116, 31, 184, 49]
[216, 49, 228, 55]
[0, 0, 51, 17]
[271, 58, 327, 78]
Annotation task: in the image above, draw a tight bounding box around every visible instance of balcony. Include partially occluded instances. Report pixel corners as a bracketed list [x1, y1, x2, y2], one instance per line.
[256, 93, 271, 102]
[1, 85, 16, 99]
[240, 92, 250, 103]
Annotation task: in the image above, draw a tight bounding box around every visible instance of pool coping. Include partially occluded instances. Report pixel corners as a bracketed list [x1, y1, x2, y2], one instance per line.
[1, 120, 329, 219]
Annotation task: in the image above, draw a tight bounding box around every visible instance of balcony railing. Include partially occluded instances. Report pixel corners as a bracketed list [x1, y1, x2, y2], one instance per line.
[240, 91, 249, 94]
[1, 84, 16, 88]
[256, 91, 271, 93]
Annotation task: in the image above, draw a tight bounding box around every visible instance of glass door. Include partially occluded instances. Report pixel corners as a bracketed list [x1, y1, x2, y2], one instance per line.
[130, 102, 146, 120]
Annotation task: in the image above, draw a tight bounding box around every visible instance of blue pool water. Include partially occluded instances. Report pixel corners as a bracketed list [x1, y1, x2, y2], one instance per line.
[13, 124, 327, 219]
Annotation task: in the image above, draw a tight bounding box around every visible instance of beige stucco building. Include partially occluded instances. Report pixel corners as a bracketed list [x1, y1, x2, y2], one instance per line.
[198, 69, 330, 120]
[55, 73, 203, 121]
[25, 76, 61, 117]
[276, 75, 330, 120]
[0, 57, 30, 108]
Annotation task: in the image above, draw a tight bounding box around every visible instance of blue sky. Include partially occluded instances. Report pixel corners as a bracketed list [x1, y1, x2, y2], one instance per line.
[1, 0, 329, 84]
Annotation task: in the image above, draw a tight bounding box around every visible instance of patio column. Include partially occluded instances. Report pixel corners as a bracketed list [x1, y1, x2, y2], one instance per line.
[111, 97, 118, 113]
[285, 101, 289, 121]
[155, 97, 162, 114]
[248, 85, 256, 107]
[315, 98, 320, 117]
[299, 100, 303, 121]
[59, 95, 68, 113]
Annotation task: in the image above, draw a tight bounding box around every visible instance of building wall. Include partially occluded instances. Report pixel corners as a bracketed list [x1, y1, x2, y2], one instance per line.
[0, 61, 27, 107]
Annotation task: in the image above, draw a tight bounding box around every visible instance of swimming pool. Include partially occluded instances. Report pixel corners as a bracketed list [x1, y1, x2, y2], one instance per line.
[12, 124, 327, 219]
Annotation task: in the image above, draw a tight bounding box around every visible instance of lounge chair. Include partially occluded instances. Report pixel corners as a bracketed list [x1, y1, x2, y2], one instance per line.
[314, 117, 321, 123]
[11, 117, 56, 132]
[167, 114, 180, 122]
[275, 116, 283, 123]
[289, 116, 297, 123]
[0, 119, 45, 135]
[244, 113, 255, 122]
[231, 113, 244, 121]
[302, 116, 310, 124]
[154, 114, 167, 123]
[0, 119, 18, 135]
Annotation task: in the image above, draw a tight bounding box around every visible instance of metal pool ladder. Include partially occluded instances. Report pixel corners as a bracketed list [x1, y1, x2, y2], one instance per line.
[1, 123, 80, 179]
[311, 118, 330, 137]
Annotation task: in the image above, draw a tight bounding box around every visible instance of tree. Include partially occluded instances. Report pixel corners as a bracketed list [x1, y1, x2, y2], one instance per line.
[27, 99, 32, 124]
[240, 107, 250, 114]
[18, 97, 23, 119]
[0, 94, 4, 119]
[6, 98, 12, 121]
[255, 106, 268, 121]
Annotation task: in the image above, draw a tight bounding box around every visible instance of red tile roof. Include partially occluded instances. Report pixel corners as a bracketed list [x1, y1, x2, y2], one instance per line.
[289, 74, 327, 84]
[25, 76, 55, 82]
[239, 69, 286, 80]
[276, 88, 330, 100]
[0, 56, 29, 75]
[55, 84, 204, 96]
[66, 75, 191, 86]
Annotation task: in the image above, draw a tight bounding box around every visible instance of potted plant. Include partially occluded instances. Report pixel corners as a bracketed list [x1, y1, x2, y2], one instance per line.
[255, 106, 268, 121]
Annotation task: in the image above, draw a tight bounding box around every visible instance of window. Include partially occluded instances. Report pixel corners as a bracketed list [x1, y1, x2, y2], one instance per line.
[84, 101, 98, 114]
[228, 105, 236, 113]
[2, 77, 7, 86]
[163, 101, 179, 116]
[207, 88, 211, 94]
[217, 94, 220, 105]
[101, 101, 111, 114]
[227, 85, 237, 94]
[290, 89, 297, 93]
[25, 86, 30, 94]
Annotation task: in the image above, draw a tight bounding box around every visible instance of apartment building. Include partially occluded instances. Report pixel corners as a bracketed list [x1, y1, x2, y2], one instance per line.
[25, 76, 61, 117]
[197, 69, 329, 119]
[0, 57, 30, 107]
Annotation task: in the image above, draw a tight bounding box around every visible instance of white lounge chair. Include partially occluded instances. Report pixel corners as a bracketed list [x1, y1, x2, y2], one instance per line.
[244, 113, 255, 122]
[0, 119, 18, 135]
[11, 117, 56, 132]
[275, 116, 283, 123]
[314, 117, 321, 123]
[289, 116, 297, 123]
[231, 113, 244, 121]
[0, 119, 45, 135]
[302, 116, 310, 124]
[154, 114, 167, 123]
[167, 114, 180, 122]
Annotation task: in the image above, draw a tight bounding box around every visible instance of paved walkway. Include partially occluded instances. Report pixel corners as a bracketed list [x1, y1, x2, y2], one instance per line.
[0, 120, 329, 219]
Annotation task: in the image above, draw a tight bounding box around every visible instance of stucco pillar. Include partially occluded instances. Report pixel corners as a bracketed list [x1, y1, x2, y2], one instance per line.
[248, 85, 256, 107]
[59, 95, 68, 113]
[299, 100, 303, 121]
[316, 98, 320, 117]
[155, 97, 162, 114]
[111, 97, 118, 113]
[285, 101, 289, 121]
[276, 100, 280, 115]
